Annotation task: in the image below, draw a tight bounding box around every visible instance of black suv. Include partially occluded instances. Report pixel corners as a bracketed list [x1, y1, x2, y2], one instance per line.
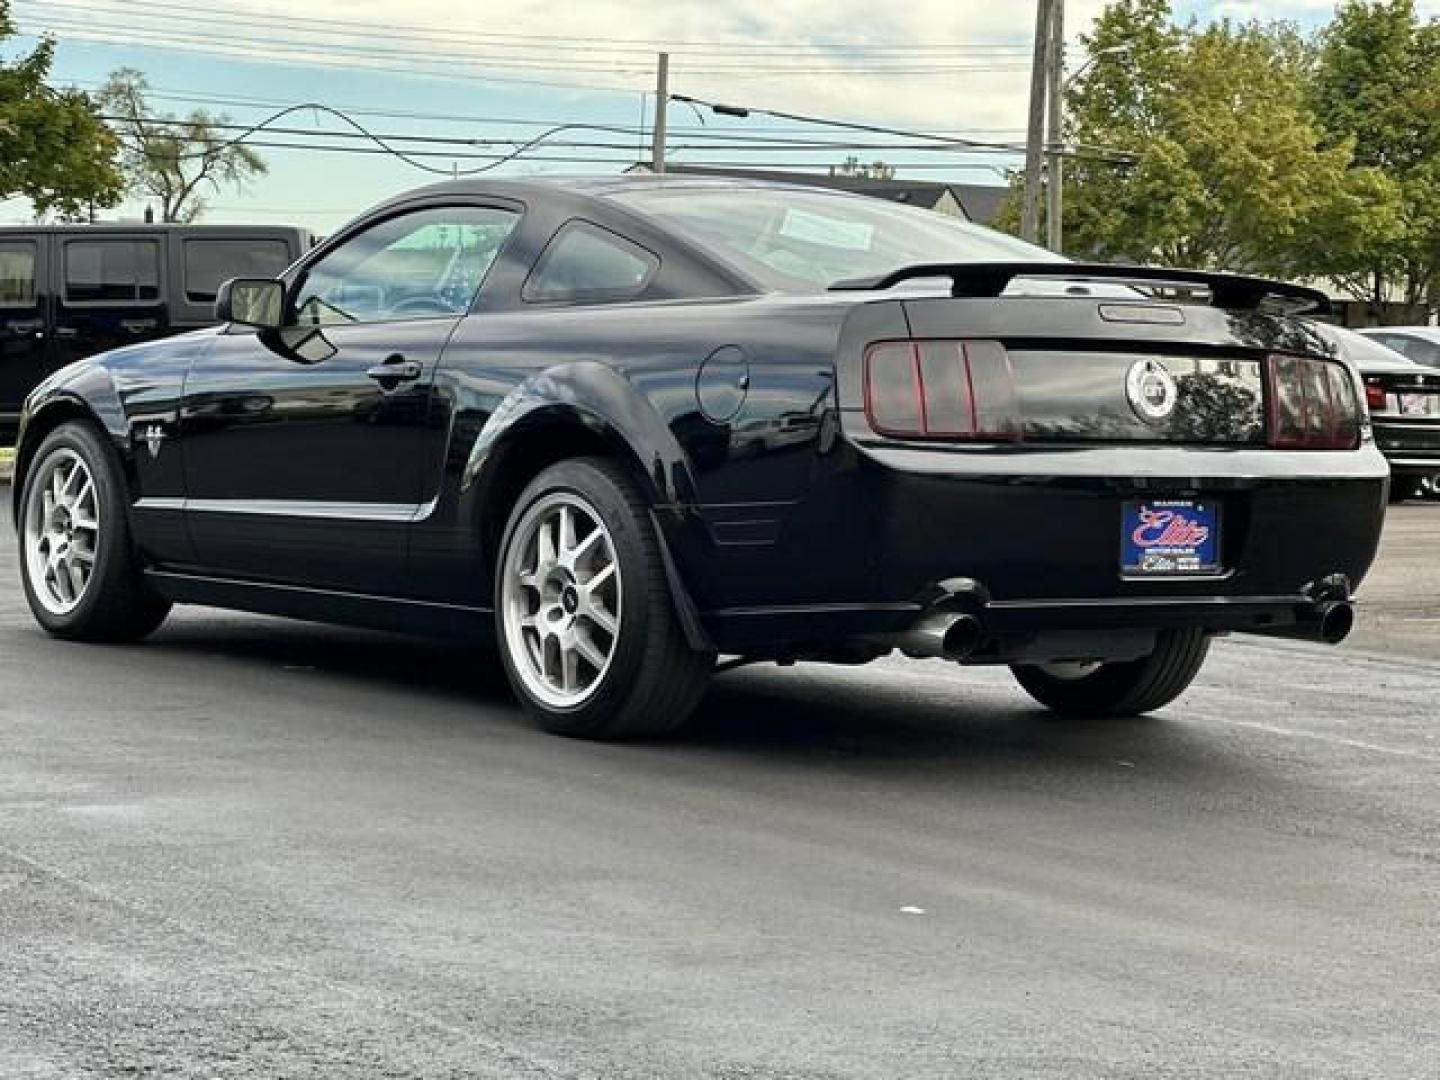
[0, 224, 312, 439]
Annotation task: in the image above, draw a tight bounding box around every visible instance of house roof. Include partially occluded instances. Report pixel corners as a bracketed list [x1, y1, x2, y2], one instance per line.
[627, 164, 1009, 224]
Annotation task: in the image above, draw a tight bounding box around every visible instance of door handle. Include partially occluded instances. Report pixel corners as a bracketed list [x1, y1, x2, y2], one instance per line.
[5, 319, 44, 338]
[365, 356, 423, 387]
[55, 327, 79, 339]
[120, 318, 159, 334]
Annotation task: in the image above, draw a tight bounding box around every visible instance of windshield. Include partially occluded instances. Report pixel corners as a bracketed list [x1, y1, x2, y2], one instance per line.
[611, 185, 1061, 292]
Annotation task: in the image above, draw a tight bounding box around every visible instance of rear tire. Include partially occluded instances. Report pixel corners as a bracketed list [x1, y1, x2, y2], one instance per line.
[17, 421, 171, 642]
[495, 457, 714, 739]
[1011, 629, 1210, 717]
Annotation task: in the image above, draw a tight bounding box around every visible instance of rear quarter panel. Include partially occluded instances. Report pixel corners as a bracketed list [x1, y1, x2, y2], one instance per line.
[412, 295, 859, 606]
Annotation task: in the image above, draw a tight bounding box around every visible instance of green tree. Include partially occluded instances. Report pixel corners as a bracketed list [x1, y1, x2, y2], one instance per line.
[0, 0, 123, 218]
[1310, 0, 1440, 318]
[831, 155, 897, 180]
[99, 67, 267, 223]
[1001, 0, 1401, 283]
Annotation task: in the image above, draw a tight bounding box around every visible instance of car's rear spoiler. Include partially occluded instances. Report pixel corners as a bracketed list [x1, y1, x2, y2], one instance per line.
[829, 262, 1330, 315]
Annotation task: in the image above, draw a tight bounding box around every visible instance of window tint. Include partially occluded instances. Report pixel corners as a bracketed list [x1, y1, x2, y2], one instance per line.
[1395, 336, 1440, 366]
[524, 221, 657, 303]
[292, 206, 517, 326]
[611, 187, 1058, 291]
[1313, 324, 1411, 367]
[184, 239, 292, 303]
[64, 240, 161, 303]
[0, 242, 35, 306]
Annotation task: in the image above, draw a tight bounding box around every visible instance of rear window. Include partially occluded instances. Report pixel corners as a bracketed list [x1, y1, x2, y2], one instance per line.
[64, 239, 160, 303]
[1311, 322, 1418, 368]
[183, 238, 292, 303]
[1391, 335, 1440, 367]
[611, 186, 1057, 292]
[0, 242, 35, 306]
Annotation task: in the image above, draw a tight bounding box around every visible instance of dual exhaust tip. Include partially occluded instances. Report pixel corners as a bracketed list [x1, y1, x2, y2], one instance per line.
[896, 599, 1355, 660]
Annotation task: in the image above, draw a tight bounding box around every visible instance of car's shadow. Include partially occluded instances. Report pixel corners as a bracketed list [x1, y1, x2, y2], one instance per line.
[136, 610, 1255, 783]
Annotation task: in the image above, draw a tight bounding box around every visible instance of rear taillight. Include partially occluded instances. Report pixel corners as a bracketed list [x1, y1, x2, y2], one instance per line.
[1266, 354, 1361, 450]
[1364, 379, 1387, 411]
[863, 339, 1020, 440]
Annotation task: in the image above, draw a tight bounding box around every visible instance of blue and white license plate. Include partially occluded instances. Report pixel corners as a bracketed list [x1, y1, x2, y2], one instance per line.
[1121, 499, 1222, 576]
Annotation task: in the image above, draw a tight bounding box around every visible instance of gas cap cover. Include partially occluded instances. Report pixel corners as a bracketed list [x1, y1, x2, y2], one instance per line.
[695, 345, 750, 424]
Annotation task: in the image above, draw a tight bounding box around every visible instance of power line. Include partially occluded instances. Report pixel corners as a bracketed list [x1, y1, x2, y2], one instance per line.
[65, 80, 1031, 137]
[18, 26, 649, 96]
[105, 102, 665, 175]
[23, 0, 1033, 56]
[132, 140, 1010, 172]
[99, 115, 1022, 155]
[98, 94, 1035, 183]
[24, 15, 1032, 76]
[671, 94, 1028, 154]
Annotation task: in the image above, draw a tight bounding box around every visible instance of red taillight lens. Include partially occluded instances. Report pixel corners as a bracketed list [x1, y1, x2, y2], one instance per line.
[1364, 380, 1387, 411]
[864, 340, 1020, 440]
[1267, 354, 1361, 449]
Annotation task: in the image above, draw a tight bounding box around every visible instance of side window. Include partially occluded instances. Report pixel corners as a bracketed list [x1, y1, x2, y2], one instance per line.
[291, 206, 517, 326]
[184, 238, 293, 303]
[64, 240, 161, 304]
[523, 221, 658, 304]
[0, 241, 36, 307]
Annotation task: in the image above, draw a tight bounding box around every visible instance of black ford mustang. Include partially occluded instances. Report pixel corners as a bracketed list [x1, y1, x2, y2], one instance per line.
[11, 177, 1388, 738]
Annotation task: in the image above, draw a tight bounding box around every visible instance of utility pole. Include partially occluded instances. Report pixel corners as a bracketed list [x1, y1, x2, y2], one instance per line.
[1020, 0, 1054, 244]
[650, 52, 670, 174]
[1045, 0, 1065, 252]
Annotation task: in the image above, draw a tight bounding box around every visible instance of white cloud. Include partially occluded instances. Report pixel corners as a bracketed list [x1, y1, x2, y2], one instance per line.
[1209, 0, 1440, 21]
[184, 0, 1116, 134]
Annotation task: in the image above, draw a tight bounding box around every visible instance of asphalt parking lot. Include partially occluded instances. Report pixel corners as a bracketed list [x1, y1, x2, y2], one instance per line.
[1, 500, 1437, 1079]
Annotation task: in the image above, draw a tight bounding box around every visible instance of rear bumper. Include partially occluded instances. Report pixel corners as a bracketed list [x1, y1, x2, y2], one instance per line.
[684, 434, 1389, 654]
[701, 593, 1350, 659]
[1374, 419, 1440, 474]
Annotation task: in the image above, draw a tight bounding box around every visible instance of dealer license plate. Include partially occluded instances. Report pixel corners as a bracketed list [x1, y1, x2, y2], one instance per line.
[1121, 499, 1222, 577]
[1399, 392, 1436, 416]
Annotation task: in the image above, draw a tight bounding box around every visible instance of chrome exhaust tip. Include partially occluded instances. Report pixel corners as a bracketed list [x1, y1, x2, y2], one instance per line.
[899, 612, 983, 661]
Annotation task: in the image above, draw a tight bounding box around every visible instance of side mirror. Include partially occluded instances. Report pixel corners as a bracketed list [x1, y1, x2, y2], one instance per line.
[216, 278, 285, 329]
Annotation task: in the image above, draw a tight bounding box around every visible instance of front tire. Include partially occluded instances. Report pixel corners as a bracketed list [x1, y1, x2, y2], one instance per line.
[495, 457, 714, 739]
[1010, 629, 1210, 717]
[17, 422, 171, 642]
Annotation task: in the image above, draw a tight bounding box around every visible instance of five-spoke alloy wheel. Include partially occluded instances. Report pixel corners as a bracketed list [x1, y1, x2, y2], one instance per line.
[17, 422, 171, 642]
[23, 447, 99, 616]
[495, 458, 713, 739]
[501, 492, 623, 709]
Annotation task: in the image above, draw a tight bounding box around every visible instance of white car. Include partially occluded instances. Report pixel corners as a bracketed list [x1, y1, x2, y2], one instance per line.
[1342, 326, 1440, 500]
[1355, 325, 1440, 370]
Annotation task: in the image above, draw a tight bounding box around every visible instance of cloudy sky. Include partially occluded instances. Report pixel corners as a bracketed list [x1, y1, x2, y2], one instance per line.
[4, 0, 1437, 230]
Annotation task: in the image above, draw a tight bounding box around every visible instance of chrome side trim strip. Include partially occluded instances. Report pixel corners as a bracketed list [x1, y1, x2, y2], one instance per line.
[136, 497, 436, 522]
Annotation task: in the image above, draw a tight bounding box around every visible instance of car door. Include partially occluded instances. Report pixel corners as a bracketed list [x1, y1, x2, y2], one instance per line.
[0, 233, 49, 434]
[53, 232, 170, 368]
[179, 203, 520, 594]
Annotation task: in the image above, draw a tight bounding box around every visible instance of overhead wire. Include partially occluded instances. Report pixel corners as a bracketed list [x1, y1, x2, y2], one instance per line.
[24, 21, 1033, 77]
[66, 80, 1032, 137]
[98, 115, 1025, 155]
[23, 0, 1033, 56]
